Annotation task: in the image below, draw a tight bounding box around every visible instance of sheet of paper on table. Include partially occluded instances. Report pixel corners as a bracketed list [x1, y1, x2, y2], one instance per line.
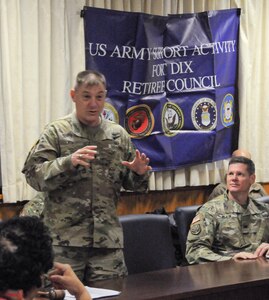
[64, 286, 120, 299]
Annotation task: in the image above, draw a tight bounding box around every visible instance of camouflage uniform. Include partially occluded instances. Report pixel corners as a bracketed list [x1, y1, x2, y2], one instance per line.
[208, 182, 267, 201]
[22, 112, 149, 281]
[186, 193, 269, 264]
[20, 192, 45, 217]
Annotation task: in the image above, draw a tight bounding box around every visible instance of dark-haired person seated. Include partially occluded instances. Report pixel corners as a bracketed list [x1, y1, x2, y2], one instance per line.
[186, 156, 269, 264]
[0, 216, 91, 300]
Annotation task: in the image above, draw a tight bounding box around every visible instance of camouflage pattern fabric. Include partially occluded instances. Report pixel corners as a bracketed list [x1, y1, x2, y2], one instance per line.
[208, 182, 267, 201]
[20, 192, 45, 217]
[186, 193, 269, 264]
[22, 112, 149, 249]
[53, 245, 128, 283]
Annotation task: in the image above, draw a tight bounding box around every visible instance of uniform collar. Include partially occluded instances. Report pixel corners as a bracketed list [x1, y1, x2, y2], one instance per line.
[224, 193, 260, 213]
[71, 111, 112, 140]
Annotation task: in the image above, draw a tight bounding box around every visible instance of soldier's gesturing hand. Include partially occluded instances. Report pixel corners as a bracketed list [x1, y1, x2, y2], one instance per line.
[122, 149, 152, 175]
[71, 146, 97, 168]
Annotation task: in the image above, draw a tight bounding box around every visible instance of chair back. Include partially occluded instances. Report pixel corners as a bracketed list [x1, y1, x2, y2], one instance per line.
[173, 205, 200, 265]
[119, 214, 177, 274]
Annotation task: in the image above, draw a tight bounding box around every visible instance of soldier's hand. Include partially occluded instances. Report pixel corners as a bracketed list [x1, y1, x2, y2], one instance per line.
[71, 146, 97, 168]
[254, 242, 269, 257]
[232, 252, 257, 260]
[122, 149, 152, 175]
[49, 262, 91, 300]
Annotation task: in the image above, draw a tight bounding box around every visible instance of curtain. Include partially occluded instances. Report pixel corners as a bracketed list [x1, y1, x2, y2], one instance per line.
[1, 0, 268, 202]
[0, 0, 85, 201]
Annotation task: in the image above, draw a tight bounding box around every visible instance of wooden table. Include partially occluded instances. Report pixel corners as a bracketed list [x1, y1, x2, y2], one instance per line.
[91, 258, 269, 299]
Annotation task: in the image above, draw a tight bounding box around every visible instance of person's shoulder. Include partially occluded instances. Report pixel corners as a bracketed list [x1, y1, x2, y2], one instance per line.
[50, 114, 72, 126]
[251, 182, 264, 190]
[204, 195, 225, 206]
[103, 119, 129, 136]
[251, 197, 269, 209]
[250, 182, 267, 193]
[208, 183, 227, 200]
[44, 114, 72, 130]
[103, 118, 122, 128]
[249, 199, 269, 217]
[200, 195, 225, 213]
[211, 183, 227, 194]
[249, 183, 267, 199]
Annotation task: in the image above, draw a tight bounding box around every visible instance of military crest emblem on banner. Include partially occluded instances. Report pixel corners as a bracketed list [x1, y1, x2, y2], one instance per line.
[191, 98, 217, 130]
[125, 104, 154, 138]
[102, 102, 120, 124]
[221, 94, 234, 127]
[162, 102, 184, 136]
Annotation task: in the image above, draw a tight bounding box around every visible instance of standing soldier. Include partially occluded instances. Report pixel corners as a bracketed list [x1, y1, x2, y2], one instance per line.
[22, 70, 151, 283]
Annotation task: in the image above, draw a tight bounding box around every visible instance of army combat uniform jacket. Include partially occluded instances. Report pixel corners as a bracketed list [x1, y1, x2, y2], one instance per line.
[22, 112, 149, 248]
[186, 193, 269, 264]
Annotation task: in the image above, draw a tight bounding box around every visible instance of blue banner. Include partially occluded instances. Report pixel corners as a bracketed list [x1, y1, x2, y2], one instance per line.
[82, 7, 240, 171]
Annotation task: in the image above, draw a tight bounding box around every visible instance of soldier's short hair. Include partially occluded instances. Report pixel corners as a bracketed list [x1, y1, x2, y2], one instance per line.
[229, 156, 255, 175]
[75, 70, 106, 90]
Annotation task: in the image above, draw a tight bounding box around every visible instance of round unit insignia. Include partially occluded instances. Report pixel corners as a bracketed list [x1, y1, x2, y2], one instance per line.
[125, 104, 154, 138]
[221, 94, 234, 127]
[191, 98, 217, 130]
[162, 102, 184, 136]
[190, 224, 201, 235]
[102, 102, 120, 124]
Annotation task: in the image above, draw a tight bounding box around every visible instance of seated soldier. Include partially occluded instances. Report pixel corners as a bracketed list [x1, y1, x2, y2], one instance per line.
[186, 156, 269, 264]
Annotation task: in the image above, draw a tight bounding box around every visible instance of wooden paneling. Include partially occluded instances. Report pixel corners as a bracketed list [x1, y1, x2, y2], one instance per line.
[1, 183, 269, 219]
[117, 182, 269, 215]
[117, 185, 216, 215]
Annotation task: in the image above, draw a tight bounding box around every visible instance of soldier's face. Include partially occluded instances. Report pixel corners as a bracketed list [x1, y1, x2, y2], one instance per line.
[70, 83, 106, 127]
[226, 163, 255, 194]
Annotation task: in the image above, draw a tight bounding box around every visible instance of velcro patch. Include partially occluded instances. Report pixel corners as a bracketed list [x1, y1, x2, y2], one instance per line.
[190, 224, 201, 235]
